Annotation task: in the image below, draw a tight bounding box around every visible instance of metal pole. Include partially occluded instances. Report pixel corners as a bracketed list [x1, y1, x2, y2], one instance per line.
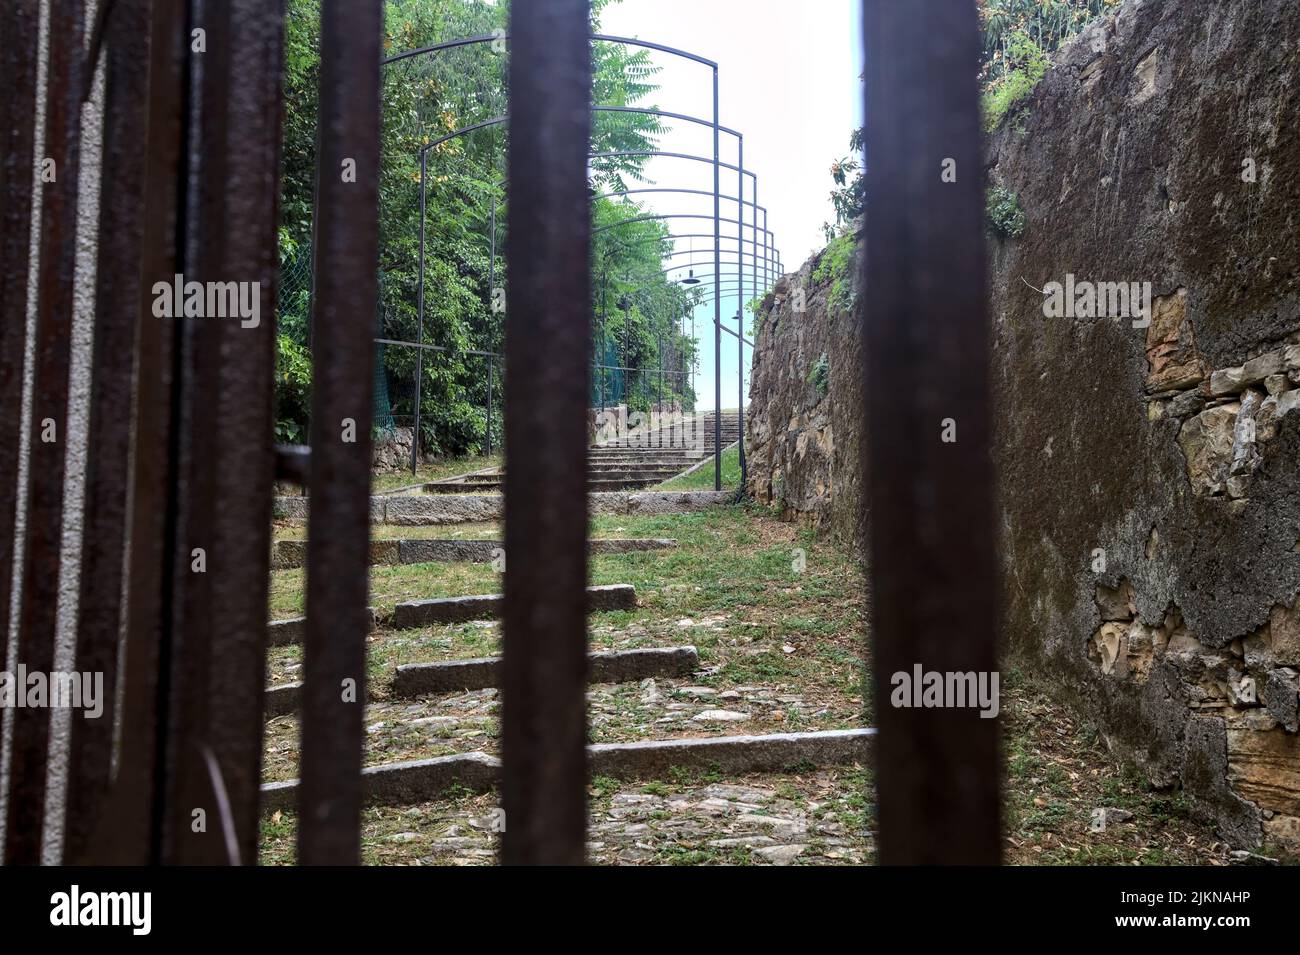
[737, 136, 746, 488]
[864, 0, 999, 864]
[712, 66, 721, 489]
[489, 192, 496, 296]
[501, 0, 591, 865]
[486, 359, 493, 455]
[412, 149, 427, 474]
[753, 179, 759, 300]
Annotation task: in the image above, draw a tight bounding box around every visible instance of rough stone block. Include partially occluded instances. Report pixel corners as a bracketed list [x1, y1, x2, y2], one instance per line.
[264, 682, 301, 718]
[385, 494, 502, 526]
[1261, 668, 1299, 731]
[587, 728, 875, 779]
[271, 539, 308, 570]
[1210, 366, 1247, 397]
[589, 492, 630, 514]
[266, 607, 377, 647]
[398, 538, 496, 564]
[392, 584, 635, 629]
[393, 645, 697, 697]
[1227, 726, 1300, 816]
[626, 490, 732, 514]
[272, 496, 309, 522]
[1177, 404, 1238, 496]
[1242, 349, 1285, 386]
[1269, 599, 1300, 666]
[260, 752, 502, 814]
[259, 728, 873, 811]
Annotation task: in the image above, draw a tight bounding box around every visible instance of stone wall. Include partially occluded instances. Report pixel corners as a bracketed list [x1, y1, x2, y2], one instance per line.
[744, 0, 1300, 853]
[745, 229, 865, 545]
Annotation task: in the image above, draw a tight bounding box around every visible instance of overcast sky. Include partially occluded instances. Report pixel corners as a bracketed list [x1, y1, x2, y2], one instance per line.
[600, 0, 864, 410]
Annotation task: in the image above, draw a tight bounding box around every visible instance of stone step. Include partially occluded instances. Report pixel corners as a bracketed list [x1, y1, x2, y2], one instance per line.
[423, 477, 669, 493]
[392, 583, 636, 629]
[264, 645, 700, 718]
[260, 728, 876, 812]
[394, 645, 696, 697]
[270, 537, 677, 571]
[273, 489, 734, 526]
[266, 607, 378, 648]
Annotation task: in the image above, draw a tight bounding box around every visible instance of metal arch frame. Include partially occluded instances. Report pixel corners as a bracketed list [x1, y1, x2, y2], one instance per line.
[496, 156, 774, 486]
[664, 261, 778, 280]
[662, 250, 781, 272]
[593, 212, 773, 241]
[495, 184, 782, 305]
[593, 215, 778, 292]
[606, 233, 783, 273]
[383, 32, 720, 69]
[391, 34, 739, 487]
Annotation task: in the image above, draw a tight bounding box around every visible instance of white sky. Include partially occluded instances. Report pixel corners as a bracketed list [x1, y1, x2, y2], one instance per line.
[600, 0, 864, 410]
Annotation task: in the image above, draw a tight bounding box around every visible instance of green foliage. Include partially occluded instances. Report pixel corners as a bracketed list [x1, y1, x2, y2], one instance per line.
[592, 198, 698, 413]
[807, 353, 830, 398]
[812, 234, 855, 314]
[274, 332, 312, 444]
[276, 0, 692, 453]
[822, 1, 1111, 235]
[985, 183, 1026, 238]
[978, 0, 1115, 84]
[980, 29, 1049, 133]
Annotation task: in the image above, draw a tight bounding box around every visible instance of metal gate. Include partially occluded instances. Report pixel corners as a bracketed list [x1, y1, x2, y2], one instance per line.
[0, 0, 997, 865]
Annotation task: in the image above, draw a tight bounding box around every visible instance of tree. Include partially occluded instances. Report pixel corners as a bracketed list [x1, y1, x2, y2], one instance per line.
[275, 0, 696, 455]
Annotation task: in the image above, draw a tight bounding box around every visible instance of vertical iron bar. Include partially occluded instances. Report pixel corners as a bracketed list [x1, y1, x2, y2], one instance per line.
[488, 192, 496, 312]
[5, 0, 83, 865]
[412, 148, 427, 475]
[737, 137, 746, 485]
[179, 0, 285, 864]
[62, 0, 152, 863]
[863, 0, 1001, 864]
[501, 0, 591, 865]
[298, 0, 383, 866]
[0, 2, 40, 782]
[712, 66, 721, 489]
[158, 0, 232, 864]
[84, 0, 186, 865]
[486, 359, 493, 455]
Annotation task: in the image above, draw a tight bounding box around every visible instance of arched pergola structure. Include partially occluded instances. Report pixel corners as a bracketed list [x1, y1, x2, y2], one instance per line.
[384, 33, 777, 486]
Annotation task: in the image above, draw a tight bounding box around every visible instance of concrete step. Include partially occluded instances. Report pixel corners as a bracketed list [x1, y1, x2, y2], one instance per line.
[260, 728, 876, 812]
[423, 477, 670, 493]
[265, 645, 699, 718]
[392, 583, 636, 629]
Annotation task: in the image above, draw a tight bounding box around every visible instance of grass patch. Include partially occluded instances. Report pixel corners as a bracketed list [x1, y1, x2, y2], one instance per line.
[655, 443, 742, 490]
[370, 454, 501, 494]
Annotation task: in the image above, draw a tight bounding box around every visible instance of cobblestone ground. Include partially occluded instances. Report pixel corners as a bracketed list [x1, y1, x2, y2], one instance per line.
[261, 769, 873, 866]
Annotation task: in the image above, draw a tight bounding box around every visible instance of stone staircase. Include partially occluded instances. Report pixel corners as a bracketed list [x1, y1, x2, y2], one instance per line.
[422, 412, 741, 493]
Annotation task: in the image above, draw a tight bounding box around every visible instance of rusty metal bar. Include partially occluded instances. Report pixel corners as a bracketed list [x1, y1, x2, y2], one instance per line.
[151, 0, 234, 864]
[201, 0, 285, 864]
[4, 0, 84, 865]
[863, 0, 1001, 864]
[83, 0, 188, 865]
[156, 0, 287, 866]
[0, 5, 40, 802]
[62, 0, 152, 863]
[501, 0, 591, 866]
[298, 0, 383, 866]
